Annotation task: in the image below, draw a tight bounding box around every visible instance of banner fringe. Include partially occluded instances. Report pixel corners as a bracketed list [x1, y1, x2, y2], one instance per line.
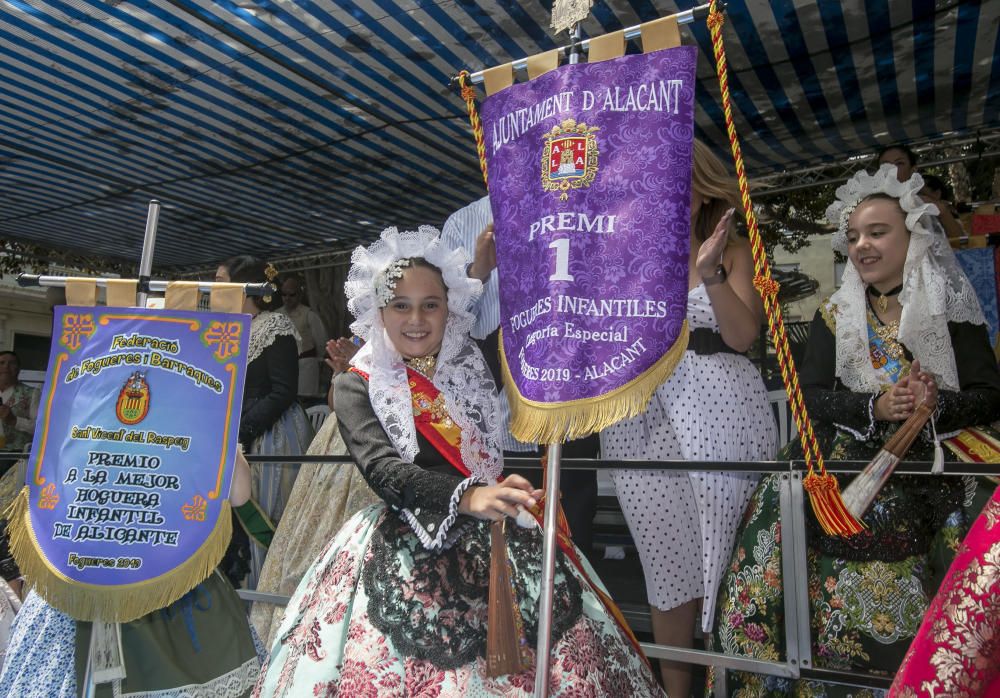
[6, 487, 232, 623]
[501, 322, 689, 444]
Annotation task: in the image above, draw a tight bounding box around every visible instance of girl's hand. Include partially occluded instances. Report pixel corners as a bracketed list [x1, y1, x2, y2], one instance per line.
[695, 207, 735, 279]
[874, 361, 938, 421]
[875, 375, 915, 422]
[907, 359, 939, 409]
[458, 474, 542, 521]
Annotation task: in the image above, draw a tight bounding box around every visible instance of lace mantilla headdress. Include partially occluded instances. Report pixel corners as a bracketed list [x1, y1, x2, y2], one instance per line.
[825, 164, 984, 393]
[345, 226, 503, 484]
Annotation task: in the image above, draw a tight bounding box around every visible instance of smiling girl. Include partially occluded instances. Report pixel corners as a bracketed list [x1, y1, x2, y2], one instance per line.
[710, 165, 1000, 695]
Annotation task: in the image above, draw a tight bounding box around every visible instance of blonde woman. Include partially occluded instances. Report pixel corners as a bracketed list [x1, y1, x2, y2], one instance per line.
[600, 140, 776, 695]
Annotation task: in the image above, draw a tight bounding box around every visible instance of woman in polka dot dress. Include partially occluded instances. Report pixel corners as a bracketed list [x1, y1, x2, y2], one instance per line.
[600, 140, 776, 696]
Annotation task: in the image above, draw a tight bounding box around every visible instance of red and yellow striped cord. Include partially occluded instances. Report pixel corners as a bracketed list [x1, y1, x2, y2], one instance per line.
[706, 1, 862, 536]
[456, 71, 490, 188]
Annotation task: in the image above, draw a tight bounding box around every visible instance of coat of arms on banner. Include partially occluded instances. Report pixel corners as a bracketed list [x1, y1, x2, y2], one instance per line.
[541, 119, 599, 200]
[115, 371, 151, 425]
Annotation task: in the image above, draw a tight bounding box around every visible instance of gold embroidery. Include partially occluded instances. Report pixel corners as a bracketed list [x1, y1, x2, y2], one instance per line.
[404, 355, 437, 378]
[921, 540, 1000, 696]
[411, 389, 453, 427]
[871, 320, 904, 360]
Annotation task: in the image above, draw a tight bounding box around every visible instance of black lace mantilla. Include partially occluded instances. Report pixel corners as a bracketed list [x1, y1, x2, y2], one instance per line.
[808, 475, 967, 561]
[363, 515, 582, 669]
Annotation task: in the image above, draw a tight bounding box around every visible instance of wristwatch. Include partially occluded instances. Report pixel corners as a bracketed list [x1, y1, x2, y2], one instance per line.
[702, 263, 728, 287]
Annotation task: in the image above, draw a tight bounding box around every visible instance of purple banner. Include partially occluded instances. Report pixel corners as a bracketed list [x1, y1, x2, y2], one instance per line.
[14, 307, 248, 619]
[482, 48, 696, 442]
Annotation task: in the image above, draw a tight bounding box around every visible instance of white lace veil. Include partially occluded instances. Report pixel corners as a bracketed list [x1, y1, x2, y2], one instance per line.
[824, 164, 985, 392]
[344, 226, 503, 483]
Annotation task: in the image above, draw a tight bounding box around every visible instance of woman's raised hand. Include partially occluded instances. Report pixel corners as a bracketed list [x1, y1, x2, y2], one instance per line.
[458, 473, 543, 522]
[325, 337, 359, 374]
[695, 207, 736, 279]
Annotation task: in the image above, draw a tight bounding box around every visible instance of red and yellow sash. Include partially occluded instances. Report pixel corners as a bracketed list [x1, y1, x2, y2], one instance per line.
[944, 426, 1000, 464]
[351, 366, 651, 667]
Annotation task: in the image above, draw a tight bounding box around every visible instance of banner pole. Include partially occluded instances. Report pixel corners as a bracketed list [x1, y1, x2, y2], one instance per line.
[533, 442, 561, 698]
[532, 25, 582, 697]
[136, 199, 161, 309]
[461, 2, 716, 85]
[16, 274, 272, 297]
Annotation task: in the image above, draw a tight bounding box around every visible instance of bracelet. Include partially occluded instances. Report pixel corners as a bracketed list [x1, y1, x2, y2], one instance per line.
[702, 264, 728, 287]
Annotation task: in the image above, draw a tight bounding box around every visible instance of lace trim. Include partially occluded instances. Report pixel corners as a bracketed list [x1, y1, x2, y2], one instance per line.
[346, 227, 504, 485]
[113, 656, 259, 698]
[400, 477, 478, 550]
[363, 515, 582, 670]
[247, 311, 299, 364]
[833, 393, 878, 442]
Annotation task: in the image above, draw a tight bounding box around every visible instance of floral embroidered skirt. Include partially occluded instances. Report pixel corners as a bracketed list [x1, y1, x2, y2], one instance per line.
[254, 505, 665, 697]
[250, 413, 379, 645]
[708, 473, 985, 697]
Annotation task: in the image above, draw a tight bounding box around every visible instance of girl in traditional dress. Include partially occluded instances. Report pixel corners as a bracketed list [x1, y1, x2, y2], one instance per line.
[254, 227, 664, 697]
[710, 165, 1000, 696]
[249, 336, 379, 645]
[216, 256, 314, 587]
[599, 140, 776, 696]
[0, 452, 261, 698]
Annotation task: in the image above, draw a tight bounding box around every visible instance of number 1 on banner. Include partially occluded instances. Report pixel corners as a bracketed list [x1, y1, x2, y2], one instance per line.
[548, 239, 574, 282]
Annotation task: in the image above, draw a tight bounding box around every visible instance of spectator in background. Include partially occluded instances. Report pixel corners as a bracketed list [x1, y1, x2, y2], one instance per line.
[278, 275, 329, 398]
[0, 352, 39, 459]
[217, 256, 313, 587]
[878, 144, 964, 237]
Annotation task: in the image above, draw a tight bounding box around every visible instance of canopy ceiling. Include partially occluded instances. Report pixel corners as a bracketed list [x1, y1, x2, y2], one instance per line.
[1, 0, 997, 271]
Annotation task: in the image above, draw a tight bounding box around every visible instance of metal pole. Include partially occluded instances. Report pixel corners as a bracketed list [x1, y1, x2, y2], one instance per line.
[17, 274, 273, 297]
[533, 24, 582, 696]
[464, 2, 716, 84]
[136, 200, 161, 309]
[533, 441, 562, 698]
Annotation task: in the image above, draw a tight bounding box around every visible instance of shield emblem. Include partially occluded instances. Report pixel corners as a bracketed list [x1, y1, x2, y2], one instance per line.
[115, 371, 150, 425]
[549, 137, 588, 180]
[541, 119, 599, 200]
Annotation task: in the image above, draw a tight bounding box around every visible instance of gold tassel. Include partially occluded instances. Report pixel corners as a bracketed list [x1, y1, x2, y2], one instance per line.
[5, 487, 232, 622]
[840, 400, 936, 520]
[502, 322, 689, 444]
[486, 519, 529, 677]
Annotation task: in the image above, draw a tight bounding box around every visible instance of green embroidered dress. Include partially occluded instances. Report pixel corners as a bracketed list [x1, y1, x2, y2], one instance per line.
[709, 300, 1000, 696]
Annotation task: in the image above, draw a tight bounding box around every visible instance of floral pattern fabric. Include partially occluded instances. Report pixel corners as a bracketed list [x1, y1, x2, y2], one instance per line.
[889, 485, 1000, 697]
[254, 505, 664, 698]
[954, 247, 999, 349]
[250, 413, 379, 645]
[708, 471, 981, 698]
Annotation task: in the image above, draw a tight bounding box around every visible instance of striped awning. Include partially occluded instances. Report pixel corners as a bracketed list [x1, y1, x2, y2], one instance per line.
[1, 0, 997, 270]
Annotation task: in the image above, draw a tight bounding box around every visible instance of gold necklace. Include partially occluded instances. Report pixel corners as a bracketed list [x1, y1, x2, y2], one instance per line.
[405, 355, 437, 377]
[867, 283, 904, 314]
[868, 310, 904, 360]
